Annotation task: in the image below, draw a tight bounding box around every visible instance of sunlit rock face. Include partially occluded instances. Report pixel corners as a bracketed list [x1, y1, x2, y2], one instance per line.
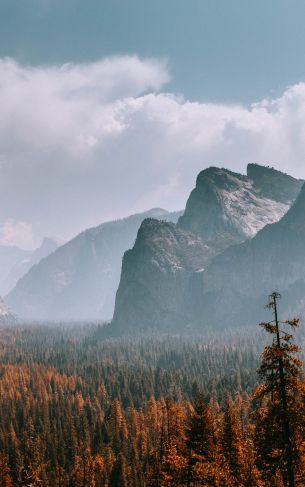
[178, 164, 302, 252]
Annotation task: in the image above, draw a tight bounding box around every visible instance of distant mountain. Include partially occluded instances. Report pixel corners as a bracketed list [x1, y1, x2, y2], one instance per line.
[0, 246, 31, 296]
[111, 164, 304, 333]
[2, 238, 58, 295]
[6, 209, 182, 321]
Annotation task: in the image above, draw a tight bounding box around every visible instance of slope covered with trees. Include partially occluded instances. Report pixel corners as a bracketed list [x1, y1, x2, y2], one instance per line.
[0, 303, 304, 486]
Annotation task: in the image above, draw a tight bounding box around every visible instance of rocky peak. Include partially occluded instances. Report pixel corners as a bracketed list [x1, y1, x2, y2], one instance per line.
[195, 166, 247, 189]
[112, 218, 211, 333]
[132, 218, 212, 271]
[177, 165, 293, 252]
[32, 237, 58, 263]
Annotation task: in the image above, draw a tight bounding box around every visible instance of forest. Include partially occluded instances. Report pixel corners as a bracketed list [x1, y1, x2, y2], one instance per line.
[0, 298, 304, 486]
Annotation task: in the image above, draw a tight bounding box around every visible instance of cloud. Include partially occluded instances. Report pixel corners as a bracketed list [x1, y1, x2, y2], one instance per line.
[1, 55, 305, 247]
[0, 219, 34, 249]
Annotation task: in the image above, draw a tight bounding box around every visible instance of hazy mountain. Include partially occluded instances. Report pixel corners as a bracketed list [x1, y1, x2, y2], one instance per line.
[0, 246, 31, 295]
[0, 238, 58, 296]
[1, 238, 58, 296]
[111, 164, 303, 333]
[7, 209, 182, 321]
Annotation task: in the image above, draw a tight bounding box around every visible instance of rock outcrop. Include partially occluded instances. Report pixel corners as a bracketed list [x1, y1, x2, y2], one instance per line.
[178, 164, 302, 252]
[112, 218, 211, 333]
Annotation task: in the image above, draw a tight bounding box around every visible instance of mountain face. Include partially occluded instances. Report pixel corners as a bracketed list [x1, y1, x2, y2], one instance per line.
[178, 164, 302, 252]
[247, 163, 303, 203]
[112, 219, 211, 332]
[200, 181, 305, 328]
[6, 209, 182, 321]
[1, 238, 58, 296]
[111, 164, 304, 334]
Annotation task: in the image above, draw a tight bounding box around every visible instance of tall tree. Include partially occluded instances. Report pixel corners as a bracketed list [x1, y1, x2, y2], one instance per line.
[185, 394, 216, 485]
[254, 292, 304, 487]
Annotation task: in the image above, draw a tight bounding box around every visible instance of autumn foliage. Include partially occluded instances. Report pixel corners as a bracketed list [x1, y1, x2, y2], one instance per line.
[0, 315, 303, 486]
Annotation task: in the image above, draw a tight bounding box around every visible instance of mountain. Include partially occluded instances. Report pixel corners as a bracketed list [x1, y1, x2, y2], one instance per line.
[6, 209, 182, 321]
[178, 164, 302, 252]
[0, 246, 31, 296]
[200, 180, 305, 328]
[111, 164, 304, 333]
[112, 218, 210, 333]
[1, 238, 58, 295]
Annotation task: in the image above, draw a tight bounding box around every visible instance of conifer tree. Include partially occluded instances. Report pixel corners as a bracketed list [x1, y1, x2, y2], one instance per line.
[254, 292, 304, 487]
[185, 394, 216, 485]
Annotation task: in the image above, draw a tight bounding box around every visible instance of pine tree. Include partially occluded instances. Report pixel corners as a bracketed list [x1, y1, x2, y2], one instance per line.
[254, 292, 304, 487]
[186, 394, 215, 460]
[185, 394, 216, 485]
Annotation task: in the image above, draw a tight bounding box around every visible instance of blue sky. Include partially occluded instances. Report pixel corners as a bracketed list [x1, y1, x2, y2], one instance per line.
[2, 0, 305, 103]
[2, 1, 305, 248]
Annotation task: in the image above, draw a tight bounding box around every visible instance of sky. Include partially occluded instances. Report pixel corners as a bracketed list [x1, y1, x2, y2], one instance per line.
[1, 0, 305, 248]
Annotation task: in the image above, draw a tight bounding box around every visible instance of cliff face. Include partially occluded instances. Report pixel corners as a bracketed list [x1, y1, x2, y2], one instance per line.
[112, 219, 211, 333]
[111, 165, 304, 334]
[177, 164, 301, 252]
[200, 181, 305, 328]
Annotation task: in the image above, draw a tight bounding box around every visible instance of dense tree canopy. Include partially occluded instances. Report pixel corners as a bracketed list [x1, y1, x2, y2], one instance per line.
[0, 321, 304, 486]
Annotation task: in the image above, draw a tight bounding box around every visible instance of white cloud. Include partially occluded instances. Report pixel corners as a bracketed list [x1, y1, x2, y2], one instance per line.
[1, 55, 305, 247]
[0, 219, 34, 249]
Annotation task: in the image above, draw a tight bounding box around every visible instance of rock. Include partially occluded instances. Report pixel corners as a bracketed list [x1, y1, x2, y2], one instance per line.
[112, 218, 211, 333]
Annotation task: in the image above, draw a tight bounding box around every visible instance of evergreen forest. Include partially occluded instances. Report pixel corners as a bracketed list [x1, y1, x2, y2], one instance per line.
[0, 300, 304, 486]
